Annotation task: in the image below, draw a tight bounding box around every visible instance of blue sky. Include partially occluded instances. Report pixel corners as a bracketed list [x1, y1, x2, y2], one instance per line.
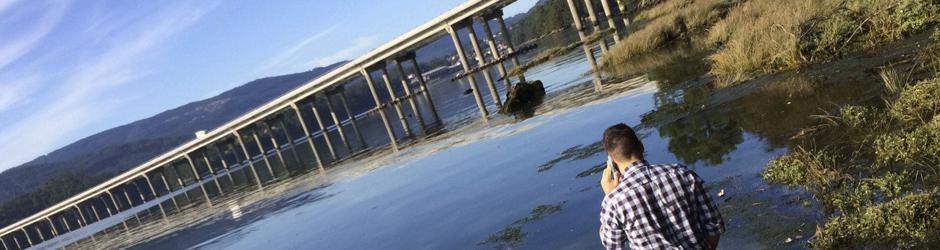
[0, 0, 538, 171]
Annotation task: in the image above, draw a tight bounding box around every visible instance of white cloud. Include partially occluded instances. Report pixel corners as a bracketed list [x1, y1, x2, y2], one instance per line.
[307, 35, 379, 68]
[250, 25, 339, 77]
[0, 1, 219, 171]
[0, 75, 40, 113]
[0, 0, 68, 71]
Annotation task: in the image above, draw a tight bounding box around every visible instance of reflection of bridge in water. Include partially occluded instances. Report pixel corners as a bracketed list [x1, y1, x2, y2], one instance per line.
[0, 0, 632, 248]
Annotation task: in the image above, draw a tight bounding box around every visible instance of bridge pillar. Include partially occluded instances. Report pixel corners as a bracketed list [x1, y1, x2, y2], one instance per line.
[234, 132, 266, 189]
[379, 66, 414, 138]
[615, 0, 630, 30]
[184, 155, 213, 207]
[143, 175, 168, 219]
[309, 99, 338, 160]
[290, 103, 326, 173]
[324, 95, 353, 152]
[248, 131, 276, 182]
[477, 16, 512, 89]
[200, 154, 225, 195]
[0, 236, 6, 250]
[262, 122, 290, 176]
[276, 119, 306, 170]
[494, 13, 526, 83]
[406, 55, 442, 127]
[120, 187, 143, 224]
[20, 229, 31, 248]
[73, 205, 87, 227]
[211, 147, 237, 185]
[157, 174, 182, 211]
[392, 59, 427, 134]
[447, 24, 489, 122]
[466, 23, 502, 107]
[566, 0, 604, 91]
[582, 0, 609, 53]
[45, 218, 58, 237]
[361, 68, 400, 152]
[599, 0, 622, 42]
[336, 88, 367, 149]
[33, 226, 43, 242]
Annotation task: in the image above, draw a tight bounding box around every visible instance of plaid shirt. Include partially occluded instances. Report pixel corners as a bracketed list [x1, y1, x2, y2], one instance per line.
[599, 160, 724, 250]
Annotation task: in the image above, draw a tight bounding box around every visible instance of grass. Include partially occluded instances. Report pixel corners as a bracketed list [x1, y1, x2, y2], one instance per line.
[600, 0, 734, 70]
[708, 0, 940, 85]
[761, 35, 940, 247]
[600, 0, 940, 86]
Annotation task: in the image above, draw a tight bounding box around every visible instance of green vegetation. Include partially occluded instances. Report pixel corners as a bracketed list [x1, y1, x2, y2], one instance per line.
[761, 35, 940, 248]
[509, 0, 575, 45]
[602, 0, 940, 86]
[0, 172, 108, 226]
[480, 202, 566, 248]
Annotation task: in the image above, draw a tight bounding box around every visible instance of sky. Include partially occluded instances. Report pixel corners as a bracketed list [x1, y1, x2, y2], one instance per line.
[0, 0, 538, 171]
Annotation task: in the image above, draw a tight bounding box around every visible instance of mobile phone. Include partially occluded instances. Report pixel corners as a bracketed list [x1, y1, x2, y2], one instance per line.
[607, 156, 618, 181]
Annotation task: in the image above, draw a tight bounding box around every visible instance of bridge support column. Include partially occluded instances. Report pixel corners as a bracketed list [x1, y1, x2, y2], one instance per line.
[170, 165, 193, 203]
[336, 89, 367, 149]
[21, 229, 31, 248]
[447, 25, 489, 122]
[263, 123, 290, 176]
[466, 23, 502, 107]
[234, 132, 265, 189]
[211, 147, 237, 185]
[309, 100, 338, 160]
[276, 119, 305, 170]
[200, 154, 225, 195]
[495, 14, 526, 83]
[12, 234, 21, 250]
[324, 95, 353, 152]
[120, 187, 142, 224]
[566, 0, 604, 91]
[478, 16, 511, 89]
[1, 236, 6, 250]
[184, 155, 213, 207]
[249, 132, 276, 182]
[615, 0, 630, 30]
[158, 174, 181, 211]
[143, 175, 167, 219]
[582, 0, 609, 53]
[361, 69, 400, 152]
[379, 67, 413, 137]
[393, 59, 427, 134]
[408, 55, 442, 127]
[290, 103, 326, 173]
[73, 205, 87, 227]
[599, 0, 621, 43]
[45, 218, 58, 237]
[34, 226, 43, 242]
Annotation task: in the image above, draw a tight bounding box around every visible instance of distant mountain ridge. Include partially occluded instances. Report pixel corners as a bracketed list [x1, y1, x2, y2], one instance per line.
[0, 61, 346, 203]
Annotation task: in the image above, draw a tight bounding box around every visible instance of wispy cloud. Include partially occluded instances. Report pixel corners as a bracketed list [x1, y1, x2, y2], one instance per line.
[307, 35, 379, 68]
[0, 0, 68, 71]
[0, 1, 219, 171]
[250, 25, 339, 77]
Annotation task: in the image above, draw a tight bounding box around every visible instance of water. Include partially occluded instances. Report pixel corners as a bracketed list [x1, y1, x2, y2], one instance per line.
[51, 32, 900, 249]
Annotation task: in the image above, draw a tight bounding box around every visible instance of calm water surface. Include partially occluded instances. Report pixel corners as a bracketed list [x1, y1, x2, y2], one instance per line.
[55, 35, 892, 249]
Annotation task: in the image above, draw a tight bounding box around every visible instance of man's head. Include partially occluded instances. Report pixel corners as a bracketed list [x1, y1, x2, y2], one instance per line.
[603, 123, 644, 164]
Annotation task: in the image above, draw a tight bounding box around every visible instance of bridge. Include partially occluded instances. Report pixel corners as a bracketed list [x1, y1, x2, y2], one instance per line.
[0, 0, 631, 248]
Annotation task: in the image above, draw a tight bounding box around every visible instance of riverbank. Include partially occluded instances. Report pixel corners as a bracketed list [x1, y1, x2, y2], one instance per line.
[599, 0, 940, 248]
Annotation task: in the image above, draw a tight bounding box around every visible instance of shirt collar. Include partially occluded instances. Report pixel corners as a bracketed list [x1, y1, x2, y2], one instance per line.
[620, 159, 650, 181]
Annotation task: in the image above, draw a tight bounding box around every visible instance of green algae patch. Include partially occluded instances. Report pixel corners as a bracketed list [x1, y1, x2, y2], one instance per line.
[814, 191, 940, 249]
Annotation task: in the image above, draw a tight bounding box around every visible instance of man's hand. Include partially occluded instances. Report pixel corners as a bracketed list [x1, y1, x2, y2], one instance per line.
[601, 158, 621, 194]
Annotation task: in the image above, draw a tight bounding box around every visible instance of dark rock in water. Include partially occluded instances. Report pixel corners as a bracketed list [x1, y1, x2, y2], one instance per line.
[500, 80, 545, 118]
[463, 88, 474, 95]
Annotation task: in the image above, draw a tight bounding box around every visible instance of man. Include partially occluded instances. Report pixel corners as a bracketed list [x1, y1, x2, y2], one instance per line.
[598, 123, 724, 250]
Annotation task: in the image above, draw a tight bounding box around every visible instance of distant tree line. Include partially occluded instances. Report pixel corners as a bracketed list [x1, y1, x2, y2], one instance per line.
[0, 172, 108, 227]
[509, 0, 574, 45]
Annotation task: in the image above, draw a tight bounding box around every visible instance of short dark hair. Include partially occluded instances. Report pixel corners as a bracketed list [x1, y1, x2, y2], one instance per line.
[603, 123, 644, 159]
